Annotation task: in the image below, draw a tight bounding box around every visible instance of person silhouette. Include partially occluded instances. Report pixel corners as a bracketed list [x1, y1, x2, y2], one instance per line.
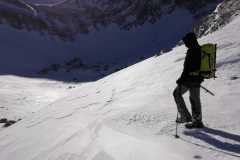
[173, 32, 204, 129]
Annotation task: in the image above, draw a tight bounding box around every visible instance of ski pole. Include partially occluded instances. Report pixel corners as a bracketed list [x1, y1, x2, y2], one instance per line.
[174, 85, 182, 139]
[175, 112, 180, 139]
[200, 85, 215, 96]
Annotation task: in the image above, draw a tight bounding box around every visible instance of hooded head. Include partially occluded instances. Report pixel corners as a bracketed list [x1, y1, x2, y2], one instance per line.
[182, 32, 199, 49]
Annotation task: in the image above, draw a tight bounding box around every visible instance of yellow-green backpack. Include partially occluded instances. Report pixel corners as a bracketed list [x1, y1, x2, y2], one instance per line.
[200, 43, 217, 79]
[190, 43, 217, 79]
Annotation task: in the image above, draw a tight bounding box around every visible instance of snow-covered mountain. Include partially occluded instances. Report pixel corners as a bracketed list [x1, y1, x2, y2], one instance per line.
[2, 0, 222, 39]
[0, 2, 240, 160]
[194, 0, 240, 37]
[0, 0, 221, 78]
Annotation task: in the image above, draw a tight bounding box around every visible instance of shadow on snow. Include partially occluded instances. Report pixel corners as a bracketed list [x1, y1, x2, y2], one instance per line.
[183, 127, 240, 157]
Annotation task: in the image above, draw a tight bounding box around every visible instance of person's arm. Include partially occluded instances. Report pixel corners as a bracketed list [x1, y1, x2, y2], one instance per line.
[177, 50, 190, 84]
[176, 48, 201, 84]
[188, 47, 201, 75]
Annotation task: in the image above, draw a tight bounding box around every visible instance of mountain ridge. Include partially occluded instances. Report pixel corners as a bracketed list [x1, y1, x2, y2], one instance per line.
[1, 0, 222, 40]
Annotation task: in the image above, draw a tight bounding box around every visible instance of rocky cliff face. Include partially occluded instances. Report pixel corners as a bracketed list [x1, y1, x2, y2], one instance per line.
[0, 0, 221, 41]
[194, 0, 240, 37]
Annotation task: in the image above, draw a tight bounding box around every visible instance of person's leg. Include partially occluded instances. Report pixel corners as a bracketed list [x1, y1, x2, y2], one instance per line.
[189, 87, 202, 122]
[173, 85, 192, 121]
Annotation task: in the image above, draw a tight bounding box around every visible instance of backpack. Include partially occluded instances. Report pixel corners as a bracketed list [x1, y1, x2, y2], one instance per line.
[189, 43, 217, 79]
[200, 43, 217, 79]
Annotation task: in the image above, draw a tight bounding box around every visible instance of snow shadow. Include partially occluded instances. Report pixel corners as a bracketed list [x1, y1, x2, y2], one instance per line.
[183, 127, 240, 156]
[0, 60, 129, 83]
[217, 57, 240, 68]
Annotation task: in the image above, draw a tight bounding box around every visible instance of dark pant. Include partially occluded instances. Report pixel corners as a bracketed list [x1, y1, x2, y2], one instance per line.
[173, 84, 202, 122]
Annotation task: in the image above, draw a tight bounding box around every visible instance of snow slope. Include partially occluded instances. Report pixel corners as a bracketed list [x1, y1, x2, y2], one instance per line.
[194, 0, 240, 37]
[0, 75, 72, 120]
[0, 10, 240, 160]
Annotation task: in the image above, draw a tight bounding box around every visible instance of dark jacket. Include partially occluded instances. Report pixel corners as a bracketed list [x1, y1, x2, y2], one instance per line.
[177, 33, 204, 86]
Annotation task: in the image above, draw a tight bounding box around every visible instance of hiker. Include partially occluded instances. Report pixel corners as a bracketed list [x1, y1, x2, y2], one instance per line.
[173, 32, 204, 129]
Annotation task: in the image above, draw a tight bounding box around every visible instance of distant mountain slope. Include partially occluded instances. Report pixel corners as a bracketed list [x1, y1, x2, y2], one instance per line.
[194, 0, 240, 37]
[1, 0, 222, 40]
[0, 0, 221, 79]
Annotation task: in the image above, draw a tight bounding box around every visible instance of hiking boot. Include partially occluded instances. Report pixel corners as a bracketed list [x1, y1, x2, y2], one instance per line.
[176, 116, 192, 124]
[185, 121, 204, 129]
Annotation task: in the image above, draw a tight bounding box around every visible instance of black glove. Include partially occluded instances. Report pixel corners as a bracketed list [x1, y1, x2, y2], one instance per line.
[176, 78, 182, 85]
[176, 76, 186, 85]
